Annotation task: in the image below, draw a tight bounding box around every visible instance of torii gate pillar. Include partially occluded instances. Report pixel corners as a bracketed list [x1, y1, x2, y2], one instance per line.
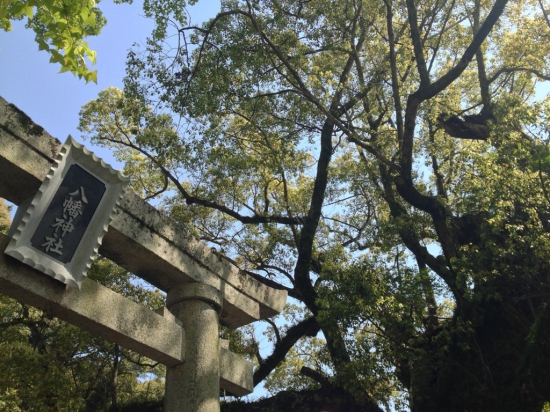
[165, 283, 223, 412]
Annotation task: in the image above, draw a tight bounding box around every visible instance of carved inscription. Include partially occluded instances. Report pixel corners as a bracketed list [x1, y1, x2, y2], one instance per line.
[30, 164, 106, 263]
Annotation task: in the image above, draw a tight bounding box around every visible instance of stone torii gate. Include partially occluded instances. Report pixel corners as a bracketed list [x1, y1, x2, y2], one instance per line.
[0, 96, 287, 411]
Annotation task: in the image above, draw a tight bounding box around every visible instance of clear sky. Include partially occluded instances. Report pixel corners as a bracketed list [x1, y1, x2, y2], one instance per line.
[0, 0, 275, 402]
[0, 0, 219, 167]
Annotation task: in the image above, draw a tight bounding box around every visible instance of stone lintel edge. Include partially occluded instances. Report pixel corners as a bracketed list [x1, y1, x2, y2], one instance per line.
[219, 346, 254, 396]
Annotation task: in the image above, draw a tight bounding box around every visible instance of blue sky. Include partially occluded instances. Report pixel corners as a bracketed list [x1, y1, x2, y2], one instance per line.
[0, 0, 218, 167]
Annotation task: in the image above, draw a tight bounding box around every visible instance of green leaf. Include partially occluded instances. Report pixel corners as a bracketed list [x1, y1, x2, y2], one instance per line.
[37, 38, 49, 51]
[48, 50, 63, 64]
[22, 4, 33, 18]
[84, 69, 97, 84]
[84, 11, 95, 26]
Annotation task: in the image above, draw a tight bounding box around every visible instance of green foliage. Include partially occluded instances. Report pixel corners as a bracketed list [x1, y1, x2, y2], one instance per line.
[0, 199, 11, 234]
[262, 304, 329, 394]
[78, 86, 182, 199]
[0, 0, 110, 81]
[263, 335, 326, 394]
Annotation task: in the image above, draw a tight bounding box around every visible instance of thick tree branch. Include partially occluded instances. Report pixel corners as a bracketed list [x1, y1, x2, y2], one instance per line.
[293, 118, 333, 311]
[406, 0, 431, 88]
[429, 122, 447, 197]
[418, 0, 509, 100]
[292, 31, 366, 308]
[253, 317, 320, 386]
[538, 0, 550, 28]
[387, 0, 405, 141]
[376, 162, 460, 299]
[473, 0, 493, 115]
[300, 366, 331, 388]
[395, 0, 507, 267]
[416, 260, 440, 330]
[264, 318, 281, 345]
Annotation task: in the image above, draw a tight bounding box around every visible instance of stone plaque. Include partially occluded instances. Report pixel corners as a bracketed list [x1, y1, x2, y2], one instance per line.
[5, 136, 128, 288]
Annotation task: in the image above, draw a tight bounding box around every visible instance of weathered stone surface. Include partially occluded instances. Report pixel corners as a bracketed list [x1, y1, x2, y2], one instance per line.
[0, 96, 287, 327]
[220, 346, 254, 396]
[0, 96, 58, 204]
[167, 282, 224, 310]
[115, 191, 286, 318]
[166, 288, 221, 412]
[0, 96, 61, 158]
[0, 234, 184, 366]
[154, 305, 182, 326]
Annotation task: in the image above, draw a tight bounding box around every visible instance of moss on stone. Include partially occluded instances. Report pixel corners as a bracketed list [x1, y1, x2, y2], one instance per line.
[8, 103, 44, 136]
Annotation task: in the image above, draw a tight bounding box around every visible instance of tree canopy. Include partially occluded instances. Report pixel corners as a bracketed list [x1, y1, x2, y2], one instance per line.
[9, 0, 550, 410]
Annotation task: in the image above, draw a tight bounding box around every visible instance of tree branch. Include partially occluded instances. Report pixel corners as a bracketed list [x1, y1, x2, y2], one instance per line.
[406, 0, 431, 88]
[300, 366, 331, 388]
[217, 254, 299, 298]
[387, 0, 405, 141]
[488, 67, 550, 84]
[538, 0, 550, 29]
[473, 0, 493, 114]
[418, 0, 509, 99]
[264, 318, 281, 345]
[98, 135, 304, 225]
[253, 317, 320, 386]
